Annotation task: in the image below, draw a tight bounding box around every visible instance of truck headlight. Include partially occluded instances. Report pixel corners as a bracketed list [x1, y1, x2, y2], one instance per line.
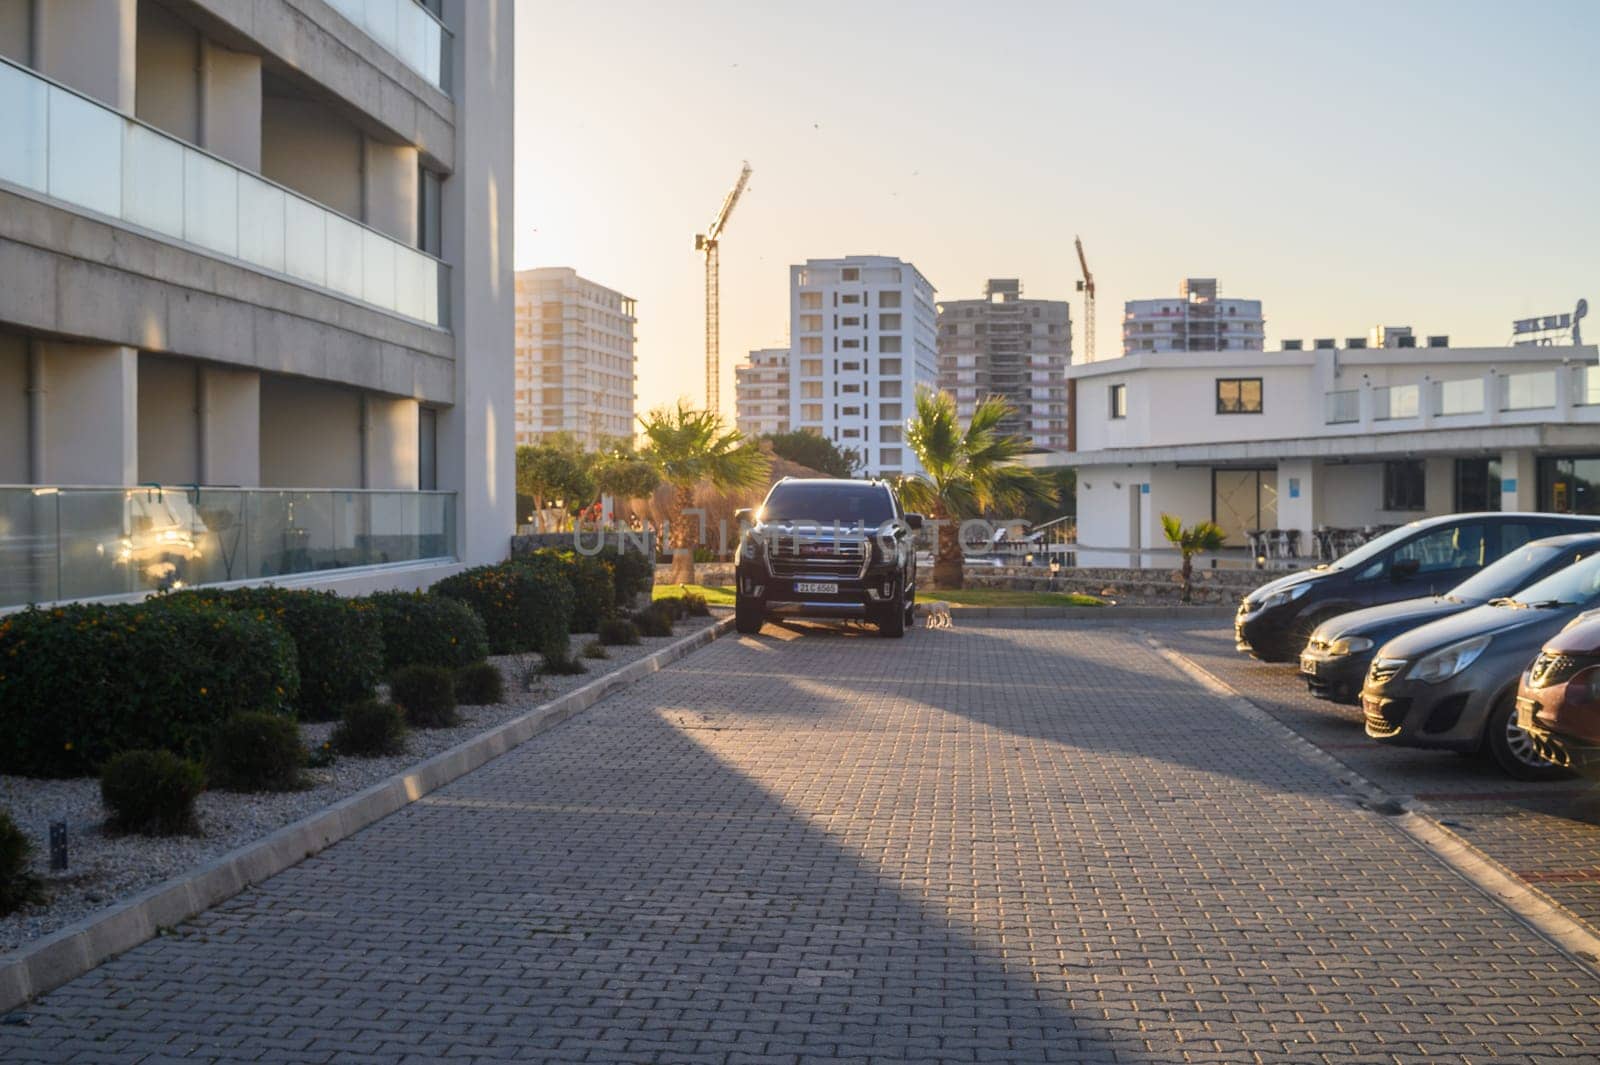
[1408, 634, 1492, 684]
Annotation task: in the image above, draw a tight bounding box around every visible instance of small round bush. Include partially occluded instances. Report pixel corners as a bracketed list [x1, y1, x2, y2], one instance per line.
[332, 700, 407, 757]
[598, 618, 641, 646]
[389, 665, 459, 728]
[101, 750, 204, 836]
[209, 712, 304, 792]
[581, 640, 609, 660]
[0, 811, 44, 917]
[454, 661, 505, 706]
[631, 605, 674, 638]
[681, 591, 711, 617]
[653, 596, 689, 621]
[368, 592, 490, 672]
[541, 643, 588, 676]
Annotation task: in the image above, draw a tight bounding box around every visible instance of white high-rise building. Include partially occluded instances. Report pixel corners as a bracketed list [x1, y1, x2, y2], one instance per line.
[788, 256, 937, 478]
[734, 348, 790, 438]
[514, 269, 637, 448]
[1122, 278, 1264, 356]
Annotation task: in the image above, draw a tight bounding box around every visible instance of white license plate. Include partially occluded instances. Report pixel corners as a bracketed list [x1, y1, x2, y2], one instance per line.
[795, 582, 839, 595]
[1300, 655, 1318, 675]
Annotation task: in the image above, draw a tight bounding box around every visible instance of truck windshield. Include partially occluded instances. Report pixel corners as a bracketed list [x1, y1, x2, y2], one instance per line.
[760, 483, 895, 526]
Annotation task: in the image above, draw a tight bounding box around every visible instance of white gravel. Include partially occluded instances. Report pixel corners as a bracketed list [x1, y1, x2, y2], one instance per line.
[0, 615, 721, 954]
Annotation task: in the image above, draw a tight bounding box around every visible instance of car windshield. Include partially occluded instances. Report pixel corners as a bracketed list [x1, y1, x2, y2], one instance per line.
[1447, 544, 1564, 602]
[1509, 550, 1600, 608]
[1325, 523, 1426, 572]
[760, 482, 894, 526]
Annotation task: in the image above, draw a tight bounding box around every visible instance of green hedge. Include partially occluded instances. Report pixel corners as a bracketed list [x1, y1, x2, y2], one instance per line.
[173, 587, 382, 721]
[367, 591, 490, 672]
[520, 550, 615, 633]
[432, 562, 573, 656]
[0, 601, 298, 777]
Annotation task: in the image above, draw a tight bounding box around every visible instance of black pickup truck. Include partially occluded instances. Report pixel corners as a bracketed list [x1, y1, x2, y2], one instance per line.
[734, 477, 923, 637]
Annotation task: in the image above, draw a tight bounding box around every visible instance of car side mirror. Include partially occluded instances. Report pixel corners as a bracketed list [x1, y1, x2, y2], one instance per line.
[734, 508, 754, 526]
[904, 513, 924, 530]
[1391, 557, 1421, 581]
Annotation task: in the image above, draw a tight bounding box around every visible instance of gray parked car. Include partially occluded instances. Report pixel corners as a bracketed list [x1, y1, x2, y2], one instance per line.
[1360, 549, 1600, 779]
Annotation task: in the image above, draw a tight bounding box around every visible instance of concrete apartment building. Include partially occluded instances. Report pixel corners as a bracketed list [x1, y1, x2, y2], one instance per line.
[1049, 323, 1600, 566]
[514, 268, 636, 448]
[937, 278, 1071, 449]
[789, 255, 938, 478]
[1122, 278, 1264, 356]
[734, 347, 789, 438]
[0, 0, 515, 609]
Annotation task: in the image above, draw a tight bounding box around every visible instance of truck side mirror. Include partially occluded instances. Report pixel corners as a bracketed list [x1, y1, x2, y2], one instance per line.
[734, 508, 754, 526]
[904, 513, 924, 530]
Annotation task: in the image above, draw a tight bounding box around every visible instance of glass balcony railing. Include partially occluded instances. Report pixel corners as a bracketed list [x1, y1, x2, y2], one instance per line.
[1373, 384, 1420, 421]
[0, 485, 456, 609]
[0, 56, 448, 327]
[1325, 389, 1359, 424]
[1502, 370, 1556, 411]
[323, 0, 451, 93]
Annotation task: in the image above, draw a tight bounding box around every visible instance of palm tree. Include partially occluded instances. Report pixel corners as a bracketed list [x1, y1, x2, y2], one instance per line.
[1160, 513, 1227, 604]
[898, 389, 1055, 590]
[639, 402, 771, 583]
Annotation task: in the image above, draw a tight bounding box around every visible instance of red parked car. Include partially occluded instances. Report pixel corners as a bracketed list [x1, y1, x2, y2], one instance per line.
[1516, 613, 1600, 771]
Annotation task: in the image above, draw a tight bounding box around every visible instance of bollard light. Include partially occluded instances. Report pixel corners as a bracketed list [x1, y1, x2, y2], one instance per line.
[49, 821, 67, 871]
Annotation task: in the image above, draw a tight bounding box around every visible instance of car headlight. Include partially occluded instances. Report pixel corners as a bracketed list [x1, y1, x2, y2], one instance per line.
[1258, 584, 1310, 611]
[1327, 635, 1374, 656]
[1407, 634, 1492, 684]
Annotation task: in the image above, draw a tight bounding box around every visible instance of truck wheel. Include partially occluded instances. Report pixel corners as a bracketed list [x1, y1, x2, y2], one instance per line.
[878, 592, 906, 638]
[1485, 692, 1569, 780]
[735, 595, 764, 635]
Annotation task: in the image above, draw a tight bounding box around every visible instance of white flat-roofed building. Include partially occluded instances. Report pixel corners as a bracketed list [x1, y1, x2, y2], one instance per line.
[1047, 331, 1600, 566]
[788, 255, 938, 478]
[514, 268, 637, 448]
[938, 278, 1071, 448]
[0, 0, 515, 609]
[1122, 277, 1264, 357]
[735, 348, 790, 438]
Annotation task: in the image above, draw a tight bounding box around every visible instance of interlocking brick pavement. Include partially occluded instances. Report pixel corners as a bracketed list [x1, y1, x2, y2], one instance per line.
[1152, 620, 1600, 933]
[3, 618, 1599, 1063]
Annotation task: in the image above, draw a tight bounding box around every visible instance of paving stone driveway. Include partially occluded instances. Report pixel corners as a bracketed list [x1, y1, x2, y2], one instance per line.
[5, 619, 1600, 1063]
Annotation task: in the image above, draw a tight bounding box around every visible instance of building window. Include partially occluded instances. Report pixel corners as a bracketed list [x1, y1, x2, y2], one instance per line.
[842, 406, 861, 417]
[800, 381, 823, 399]
[878, 336, 902, 353]
[418, 407, 437, 489]
[1454, 458, 1501, 512]
[879, 313, 902, 330]
[880, 426, 902, 443]
[800, 403, 823, 421]
[879, 358, 902, 375]
[800, 292, 822, 310]
[1109, 383, 1127, 419]
[800, 337, 823, 354]
[879, 290, 901, 308]
[1383, 459, 1426, 511]
[880, 448, 902, 466]
[841, 267, 860, 281]
[1538, 456, 1600, 514]
[879, 403, 902, 421]
[1215, 377, 1263, 414]
[879, 381, 902, 398]
[799, 358, 822, 376]
[799, 314, 822, 332]
[418, 167, 443, 256]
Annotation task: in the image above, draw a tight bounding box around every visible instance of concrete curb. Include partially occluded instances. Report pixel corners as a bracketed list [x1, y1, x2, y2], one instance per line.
[0, 616, 734, 1012]
[1141, 629, 1600, 981]
[944, 605, 1235, 620]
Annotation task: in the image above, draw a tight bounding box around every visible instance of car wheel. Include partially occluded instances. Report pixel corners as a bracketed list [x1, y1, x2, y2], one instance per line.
[1485, 692, 1569, 780]
[734, 594, 764, 635]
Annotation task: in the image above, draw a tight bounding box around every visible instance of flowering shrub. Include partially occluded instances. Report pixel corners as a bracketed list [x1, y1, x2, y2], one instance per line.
[172, 587, 381, 721]
[367, 591, 490, 672]
[432, 562, 573, 656]
[0, 602, 298, 777]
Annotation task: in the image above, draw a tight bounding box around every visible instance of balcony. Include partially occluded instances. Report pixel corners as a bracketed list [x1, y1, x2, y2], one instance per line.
[1373, 384, 1420, 421]
[0, 57, 448, 327]
[0, 486, 456, 609]
[323, 0, 452, 94]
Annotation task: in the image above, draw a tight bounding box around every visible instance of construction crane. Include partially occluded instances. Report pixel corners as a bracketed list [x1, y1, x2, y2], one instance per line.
[695, 162, 753, 413]
[1074, 234, 1096, 362]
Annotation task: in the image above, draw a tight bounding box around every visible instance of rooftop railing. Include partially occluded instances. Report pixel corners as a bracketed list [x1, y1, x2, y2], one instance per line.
[0, 56, 448, 327]
[0, 486, 456, 609]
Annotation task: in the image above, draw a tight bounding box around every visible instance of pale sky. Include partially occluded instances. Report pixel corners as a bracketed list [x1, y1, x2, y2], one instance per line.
[513, 0, 1599, 423]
